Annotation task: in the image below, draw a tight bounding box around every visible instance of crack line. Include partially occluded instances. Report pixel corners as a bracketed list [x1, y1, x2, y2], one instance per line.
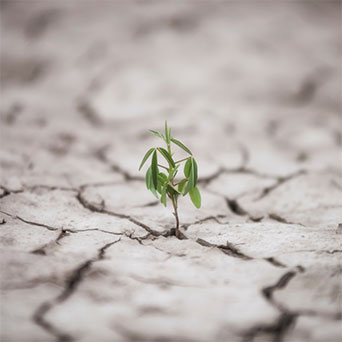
[268, 213, 304, 226]
[181, 215, 229, 230]
[225, 197, 264, 222]
[256, 170, 306, 201]
[196, 238, 252, 260]
[0, 210, 59, 231]
[243, 267, 304, 342]
[76, 188, 163, 237]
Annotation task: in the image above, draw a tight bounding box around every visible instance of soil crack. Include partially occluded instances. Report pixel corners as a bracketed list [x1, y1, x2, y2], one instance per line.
[196, 238, 252, 260]
[76, 188, 164, 237]
[256, 170, 306, 200]
[243, 267, 304, 342]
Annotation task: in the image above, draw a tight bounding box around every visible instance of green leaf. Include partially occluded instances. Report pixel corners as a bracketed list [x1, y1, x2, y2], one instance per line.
[157, 147, 175, 168]
[149, 130, 165, 141]
[145, 167, 151, 189]
[184, 158, 192, 178]
[183, 168, 193, 195]
[171, 138, 192, 155]
[147, 167, 158, 198]
[192, 158, 198, 187]
[183, 158, 197, 195]
[150, 182, 159, 199]
[161, 183, 167, 206]
[151, 150, 158, 189]
[157, 173, 167, 194]
[165, 121, 170, 144]
[189, 186, 201, 208]
[158, 172, 168, 183]
[139, 148, 155, 171]
[178, 179, 187, 193]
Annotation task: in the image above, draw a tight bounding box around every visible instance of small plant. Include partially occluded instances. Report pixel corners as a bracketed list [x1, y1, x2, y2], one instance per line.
[139, 121, 201, 238]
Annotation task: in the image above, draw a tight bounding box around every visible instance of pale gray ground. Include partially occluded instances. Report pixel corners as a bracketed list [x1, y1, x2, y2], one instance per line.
[0, 1, 341, 342]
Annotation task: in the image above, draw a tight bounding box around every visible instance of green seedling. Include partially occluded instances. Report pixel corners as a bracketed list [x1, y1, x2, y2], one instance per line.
[139, 121, 201, 238]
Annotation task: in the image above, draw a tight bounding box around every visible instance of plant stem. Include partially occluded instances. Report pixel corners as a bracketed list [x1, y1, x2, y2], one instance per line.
[171, 195, 180, 238]
[168, 140, 179, 238]
[175, 156, 191, 164]
[158, 164, 169, 171]
[167, 142, 171, 156]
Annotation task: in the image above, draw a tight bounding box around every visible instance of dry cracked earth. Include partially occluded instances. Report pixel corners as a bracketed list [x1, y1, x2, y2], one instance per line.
[1, 1, 342, 342]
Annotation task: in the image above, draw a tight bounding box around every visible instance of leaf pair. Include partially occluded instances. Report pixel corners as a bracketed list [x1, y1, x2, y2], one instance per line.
[183, 157, 198, 195]
[139, 146, 175, 172]
[148, 122, 192, 156]
[145, 166, 158, 198]
[144, 149, 159, 197]
[149, 120, 171, 145]
[182, 157, 201, 208]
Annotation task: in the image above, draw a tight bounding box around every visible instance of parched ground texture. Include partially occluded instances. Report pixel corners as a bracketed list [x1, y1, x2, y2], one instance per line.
[1, 1, 341, 342]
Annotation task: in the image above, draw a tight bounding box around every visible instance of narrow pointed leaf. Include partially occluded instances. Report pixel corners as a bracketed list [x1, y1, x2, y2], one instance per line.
[149, 130, 165, 141]
[189, 186, 201, 208]
[151, 150, 158, 189]
[157, 173, 166, 194]
[157, 147, 175, 168]
[183, 166, 194, 195]
[139, 147, 155, 171]
[158, 172, 168, 183]
[145, 167, 151, 189]
[192, 158, 198, 186]
[171, 138, 192, 155]
[148, 166, 159, 198]
[150, 184, 159, 198]
[165, 121, 170, 144]
[184, 158, 192, 178]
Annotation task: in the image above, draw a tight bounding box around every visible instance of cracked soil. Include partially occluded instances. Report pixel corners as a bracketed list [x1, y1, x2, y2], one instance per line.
[1, 1, 341, 342]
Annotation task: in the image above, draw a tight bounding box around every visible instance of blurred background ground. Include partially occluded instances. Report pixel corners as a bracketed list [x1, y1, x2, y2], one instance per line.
[0, 1, 341, 342]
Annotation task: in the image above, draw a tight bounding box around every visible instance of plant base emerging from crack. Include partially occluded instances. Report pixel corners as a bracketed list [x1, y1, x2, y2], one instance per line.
[139, 121, 201, 238]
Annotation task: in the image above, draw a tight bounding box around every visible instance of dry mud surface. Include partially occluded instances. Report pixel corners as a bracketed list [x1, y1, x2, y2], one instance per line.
[1, 1, 341, 342]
